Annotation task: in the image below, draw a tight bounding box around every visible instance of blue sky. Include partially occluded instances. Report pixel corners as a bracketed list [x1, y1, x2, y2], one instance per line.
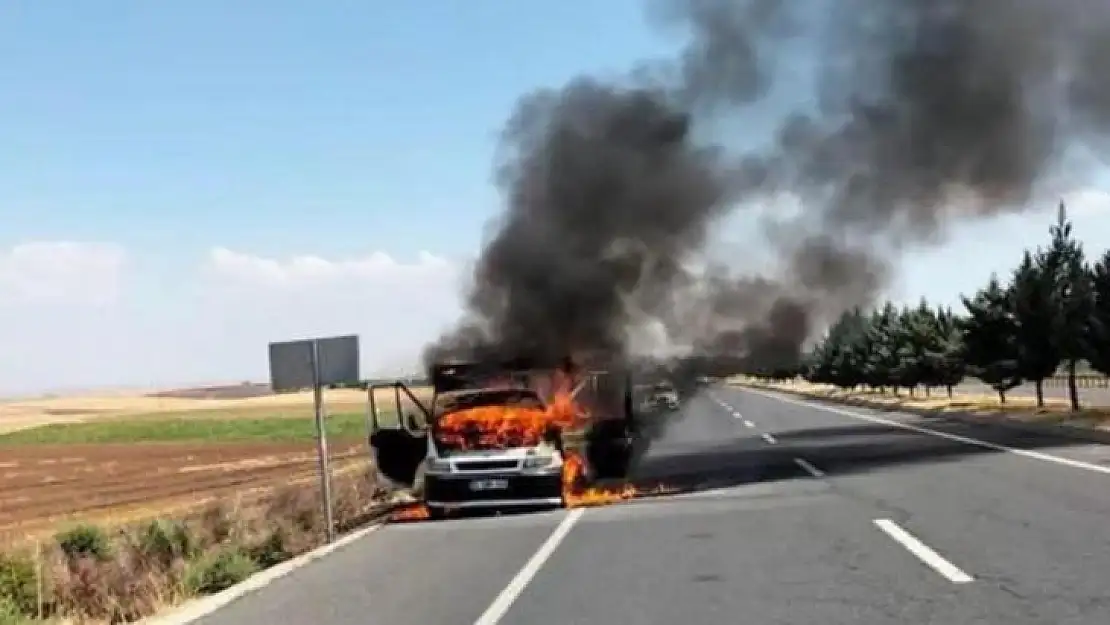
[1, 1, 1108, 394]
[2, 0, 671, 259]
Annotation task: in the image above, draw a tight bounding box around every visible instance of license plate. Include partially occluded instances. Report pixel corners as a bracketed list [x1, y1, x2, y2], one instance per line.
[469, 478, 509, 491]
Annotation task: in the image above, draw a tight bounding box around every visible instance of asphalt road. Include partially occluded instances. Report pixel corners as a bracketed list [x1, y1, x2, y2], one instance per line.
[194, 386, 1110, 625]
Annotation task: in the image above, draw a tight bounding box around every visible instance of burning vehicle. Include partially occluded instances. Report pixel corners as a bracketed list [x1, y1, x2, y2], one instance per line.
[368, 357, 639, 519]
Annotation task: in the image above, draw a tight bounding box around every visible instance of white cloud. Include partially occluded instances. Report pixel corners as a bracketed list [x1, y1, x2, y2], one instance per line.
[0, 241, 127, 305]
[1061, 188, 1110, 216]
[0, 244, 468, 395]
[205, 247, 456, 288]
[177, 248, 467, 383]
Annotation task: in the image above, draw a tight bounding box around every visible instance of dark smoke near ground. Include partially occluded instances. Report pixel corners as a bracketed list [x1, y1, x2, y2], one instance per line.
[423, 0, 1110, 379]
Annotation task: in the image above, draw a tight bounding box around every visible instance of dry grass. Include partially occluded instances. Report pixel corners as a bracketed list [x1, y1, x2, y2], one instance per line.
[0, 386, 432, 434]
[733, 377, 1110, 430]
[0, 465, 396, 624]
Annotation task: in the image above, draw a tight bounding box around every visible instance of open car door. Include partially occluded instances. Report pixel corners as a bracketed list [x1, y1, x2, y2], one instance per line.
[367, 381, 431, 488]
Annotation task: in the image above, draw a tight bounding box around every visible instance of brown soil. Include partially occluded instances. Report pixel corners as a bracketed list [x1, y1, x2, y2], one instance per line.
[0, 441, 368, 541]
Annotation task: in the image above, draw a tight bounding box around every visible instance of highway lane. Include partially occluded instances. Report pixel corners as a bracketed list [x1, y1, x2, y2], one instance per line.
[191, 510, 571, 625]
[712, 386, 1110, 623]
[192, 387, 1110, 625]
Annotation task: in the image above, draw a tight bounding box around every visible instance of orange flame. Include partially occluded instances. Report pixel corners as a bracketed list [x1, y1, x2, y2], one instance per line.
[561, 452, 640, 508]
[435, 371, 585, 451]
[390, 503, 431, 522]
[436, 404, 572, 450]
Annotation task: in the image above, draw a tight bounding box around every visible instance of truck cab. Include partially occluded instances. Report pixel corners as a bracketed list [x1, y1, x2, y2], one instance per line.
[367, 358, 636, 518]
[416, 385, 567, 514]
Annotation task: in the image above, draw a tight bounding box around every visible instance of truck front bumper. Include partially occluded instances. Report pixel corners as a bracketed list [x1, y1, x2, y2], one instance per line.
[423, 470, 564, 509]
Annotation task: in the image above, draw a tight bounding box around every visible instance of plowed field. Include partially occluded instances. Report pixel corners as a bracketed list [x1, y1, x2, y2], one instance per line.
[0, 440, 366, 539]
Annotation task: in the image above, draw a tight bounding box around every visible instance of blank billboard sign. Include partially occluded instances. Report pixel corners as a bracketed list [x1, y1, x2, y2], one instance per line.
[268, 334, 360, 392]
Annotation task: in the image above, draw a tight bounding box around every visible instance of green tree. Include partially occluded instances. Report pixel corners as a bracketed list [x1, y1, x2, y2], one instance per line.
[838, 309, 875, 390]
[934, 305, 967, 397]
[825, 308, 871, 389]
[802, 342, 830, 385]
[805, 307, 877, 390]
[1087, 248, 1110, 376]
[894, 300, 944, 396]
[865, 303, 904, 393]
[1041, 202, 1094, 411]
[1009, 249, 1060, 407]
[804, 311, 847, 386]
[960, 275, 1022, 403]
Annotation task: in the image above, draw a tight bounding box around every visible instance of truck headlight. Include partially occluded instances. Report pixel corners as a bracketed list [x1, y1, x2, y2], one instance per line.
[523, 455, 556, 469]
[426, 458, 452, 473]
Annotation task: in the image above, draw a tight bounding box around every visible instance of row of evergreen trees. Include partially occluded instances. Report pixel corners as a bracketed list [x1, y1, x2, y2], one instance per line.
[750, 204, 1110, 412]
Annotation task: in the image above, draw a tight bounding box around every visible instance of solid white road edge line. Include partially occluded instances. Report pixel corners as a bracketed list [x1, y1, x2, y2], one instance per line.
[793, 457, 825, 477]
[873, 519, 974, 584]
[740, 386, 1110, 476]
[141, 521, 388, 625]
[473, 508, 586, 625]
[761, 433, 777, 444]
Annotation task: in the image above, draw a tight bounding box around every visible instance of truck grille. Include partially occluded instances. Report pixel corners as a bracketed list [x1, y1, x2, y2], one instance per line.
[454, 459, 519, 472]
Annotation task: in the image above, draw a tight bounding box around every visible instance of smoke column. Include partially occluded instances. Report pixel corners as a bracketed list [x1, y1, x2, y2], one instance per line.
[424, 0, 1110, 374]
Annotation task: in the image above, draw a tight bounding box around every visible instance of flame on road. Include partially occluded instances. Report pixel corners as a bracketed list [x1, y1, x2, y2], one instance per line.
[390, 503, 431, 521]
[561, 452, 676, 508]
[560, 452, 635, 507]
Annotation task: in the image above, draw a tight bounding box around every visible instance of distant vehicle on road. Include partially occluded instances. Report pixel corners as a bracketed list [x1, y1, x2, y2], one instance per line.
[649, 381, 680, 411]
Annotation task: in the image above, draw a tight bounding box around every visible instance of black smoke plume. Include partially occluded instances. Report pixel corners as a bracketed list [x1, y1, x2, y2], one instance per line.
[424, 0, 1110, 378]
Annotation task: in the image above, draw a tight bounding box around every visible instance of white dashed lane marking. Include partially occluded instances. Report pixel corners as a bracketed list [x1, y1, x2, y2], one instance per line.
[793, 457, 825, 477]
[873, 518, 974, 584]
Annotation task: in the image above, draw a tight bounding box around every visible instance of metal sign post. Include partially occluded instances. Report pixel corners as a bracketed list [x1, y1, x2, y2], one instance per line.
[268, 334, 360, 544]
[309, 340, 335, 543]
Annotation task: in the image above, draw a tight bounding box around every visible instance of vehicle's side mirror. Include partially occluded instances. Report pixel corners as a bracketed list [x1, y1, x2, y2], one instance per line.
[406, 412, 421, 431]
